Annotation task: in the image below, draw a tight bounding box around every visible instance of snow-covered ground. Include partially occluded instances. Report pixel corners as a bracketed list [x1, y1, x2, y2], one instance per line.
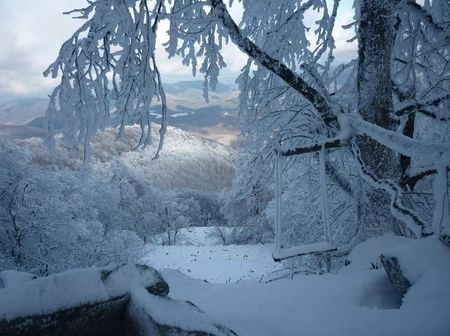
[143, 227, 282, 283]
[141, 229, 450, 336]
[162, 267, 449, 336]
[143, 244, 281, 283]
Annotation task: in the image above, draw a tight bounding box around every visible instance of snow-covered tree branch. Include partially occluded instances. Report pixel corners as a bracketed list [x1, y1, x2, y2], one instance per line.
[45, 0, 450, 241]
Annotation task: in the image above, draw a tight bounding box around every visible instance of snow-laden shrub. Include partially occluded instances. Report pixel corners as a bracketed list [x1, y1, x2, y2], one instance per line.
[0, 141, 144, 275]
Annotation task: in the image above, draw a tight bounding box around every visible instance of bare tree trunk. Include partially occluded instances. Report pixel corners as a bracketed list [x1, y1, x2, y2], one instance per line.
[356, 0, 402, 239]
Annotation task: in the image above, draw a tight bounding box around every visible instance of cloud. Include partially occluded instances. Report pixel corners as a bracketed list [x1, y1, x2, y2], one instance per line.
[0, 0, 246, 100]
[0, 0, 86, 100]
[0, 0, 354, 101]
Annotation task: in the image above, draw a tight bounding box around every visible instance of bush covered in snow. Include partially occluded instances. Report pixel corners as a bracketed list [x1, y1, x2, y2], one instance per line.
[0, 124, 234, 275]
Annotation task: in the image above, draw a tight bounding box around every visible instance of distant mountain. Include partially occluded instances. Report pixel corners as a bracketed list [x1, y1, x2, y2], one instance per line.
[0, 81, 240, 144]
[147, 104, 238, 129]
[0, 124, 47, 140]
[164, 80, 236, 94]
[0, 98, 48, 126]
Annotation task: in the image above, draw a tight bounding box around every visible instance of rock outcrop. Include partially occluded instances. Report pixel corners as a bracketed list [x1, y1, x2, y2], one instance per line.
[0, 264, 237, 336]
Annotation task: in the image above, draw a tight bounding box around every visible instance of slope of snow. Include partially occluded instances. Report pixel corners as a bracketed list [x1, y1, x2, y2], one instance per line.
[142, 227, 283, 283]
[382, 235, 450, 284]
[162, 267, 450, 336]
[341, 234, 409, 273]
[141, 231, 450, 335]
[273, 242, 337, 261]
[130, 286, 231, 335]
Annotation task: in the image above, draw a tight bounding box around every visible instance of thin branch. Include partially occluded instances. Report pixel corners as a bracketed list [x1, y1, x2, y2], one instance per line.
[281, 139, 344, 157]
[401, 166, 450, 190]
[395, 92, 450, 117]
[401, 0, 450, 45]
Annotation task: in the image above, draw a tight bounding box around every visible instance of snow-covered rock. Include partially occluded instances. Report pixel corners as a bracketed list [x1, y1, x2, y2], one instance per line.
[0, 264, 237, 336]
[382, 235, 450, 284]
[0, 264, 167, 321]
[341, 235, 450, 300]
[340, 234, 409, 273]
[129, 286, 237, 336]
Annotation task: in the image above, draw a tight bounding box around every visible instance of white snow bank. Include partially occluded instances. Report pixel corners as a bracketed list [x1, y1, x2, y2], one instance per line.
[0, 265, 163, 320]
[0, 267, 108, 320]
[102, 264, 165, 295]
[383, 235, 450, 284]
[403, 268, 450, 308]
[139, 235, 450, 335]
[0, 270, 36, 288]
[162, 266, 450, 336]
[130, 286, 230, 334]
[341, 234, 409, 273]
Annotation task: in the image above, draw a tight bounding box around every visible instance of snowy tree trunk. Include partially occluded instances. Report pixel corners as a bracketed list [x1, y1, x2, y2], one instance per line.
[356, 0, 402, 239]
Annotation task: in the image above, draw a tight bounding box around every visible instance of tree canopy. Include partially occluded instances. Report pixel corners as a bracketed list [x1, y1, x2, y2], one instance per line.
[46, 0, 450, 245]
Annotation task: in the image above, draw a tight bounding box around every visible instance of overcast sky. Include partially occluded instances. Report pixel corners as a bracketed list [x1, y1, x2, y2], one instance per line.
[0, 1, 355, 102]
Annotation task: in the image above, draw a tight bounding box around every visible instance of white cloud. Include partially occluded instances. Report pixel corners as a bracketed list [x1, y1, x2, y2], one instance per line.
[0, 0, 86, 100]
[0, 0, 247, 100]
[0, 1, 354, 100]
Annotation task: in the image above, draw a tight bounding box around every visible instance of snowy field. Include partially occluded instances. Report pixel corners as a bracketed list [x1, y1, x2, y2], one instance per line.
[142, 229, 450, 336]
[143, 244, 281, 283]
[142, 227, 282, 283]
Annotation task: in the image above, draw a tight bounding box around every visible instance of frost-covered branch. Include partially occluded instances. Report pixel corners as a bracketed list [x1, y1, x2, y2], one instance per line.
[349, 115, 450, 167]
[281, 139, 344, 157]
[44, 0, 169, 161]
[401, 166, 450, 190]
[401, 0, 450, 44]
[395, 93, 450, 120]
[210, 0, 337, 128]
